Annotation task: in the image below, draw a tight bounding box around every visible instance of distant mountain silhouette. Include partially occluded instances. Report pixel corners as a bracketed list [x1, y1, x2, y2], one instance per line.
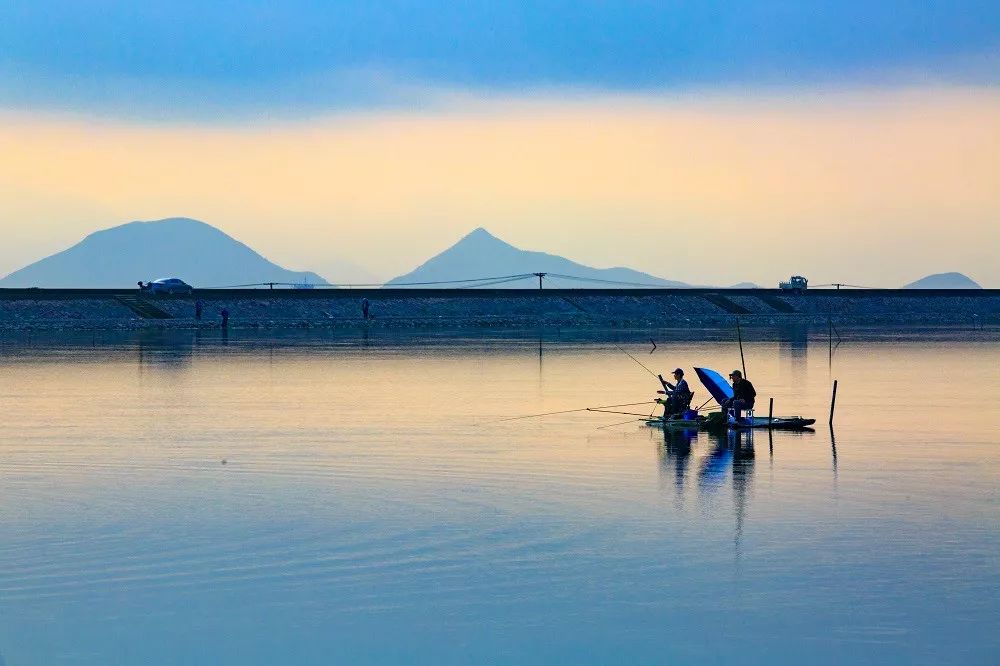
[902, 272, 982, 289]
[0, 218, 327, 288]
[727, 282, 761, 289]
[384, 228, 690, 288]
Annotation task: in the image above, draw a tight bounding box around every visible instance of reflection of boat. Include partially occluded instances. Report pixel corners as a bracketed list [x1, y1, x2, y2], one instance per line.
[699, 432, 735, 485]
[658, 428, 695, 491]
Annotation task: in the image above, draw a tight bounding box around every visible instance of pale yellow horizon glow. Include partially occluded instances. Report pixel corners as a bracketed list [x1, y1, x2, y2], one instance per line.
[1, 85, 997, 287]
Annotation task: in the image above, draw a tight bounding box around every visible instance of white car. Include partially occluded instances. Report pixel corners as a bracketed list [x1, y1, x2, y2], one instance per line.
[148, 278, 193, 295]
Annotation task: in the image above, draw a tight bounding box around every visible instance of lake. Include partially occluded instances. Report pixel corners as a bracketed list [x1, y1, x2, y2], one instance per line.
[0, 327, 997, 664]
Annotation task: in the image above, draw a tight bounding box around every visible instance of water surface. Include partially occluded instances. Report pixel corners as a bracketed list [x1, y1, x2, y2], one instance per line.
[0, 328, 997, 663]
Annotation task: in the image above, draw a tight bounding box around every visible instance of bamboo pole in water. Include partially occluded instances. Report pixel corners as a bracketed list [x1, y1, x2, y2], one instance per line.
[829, 380, 839, 426]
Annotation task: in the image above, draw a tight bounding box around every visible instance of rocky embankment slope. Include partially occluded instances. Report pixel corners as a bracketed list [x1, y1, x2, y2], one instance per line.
[0, 289, 996, 331]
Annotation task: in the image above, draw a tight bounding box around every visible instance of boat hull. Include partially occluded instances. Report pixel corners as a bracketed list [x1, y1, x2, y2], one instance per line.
[729, 416, 816, 430]
[645, 414, 815, 431]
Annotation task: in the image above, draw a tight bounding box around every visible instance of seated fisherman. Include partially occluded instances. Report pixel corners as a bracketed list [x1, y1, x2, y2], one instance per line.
[656, 368, 692, 419]
[722, 370, 756, 422]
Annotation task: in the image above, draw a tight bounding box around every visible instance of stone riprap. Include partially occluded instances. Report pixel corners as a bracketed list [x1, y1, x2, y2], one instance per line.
[0, 289, 996, 331]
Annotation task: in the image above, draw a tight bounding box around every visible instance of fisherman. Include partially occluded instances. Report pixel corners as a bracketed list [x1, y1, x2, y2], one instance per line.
[723, 370, 756, 422]
[220, 307, 230, 329]
[657, 368, 692, 419]
[361, 297, 370, 320]
[195, 299, 204, 320]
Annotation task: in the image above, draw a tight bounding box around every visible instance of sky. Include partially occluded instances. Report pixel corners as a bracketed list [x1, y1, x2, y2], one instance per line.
[1, 1, 998, 286]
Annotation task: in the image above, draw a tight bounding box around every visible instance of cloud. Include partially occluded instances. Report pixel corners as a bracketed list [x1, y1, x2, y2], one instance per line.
[0, 1, 997, 120]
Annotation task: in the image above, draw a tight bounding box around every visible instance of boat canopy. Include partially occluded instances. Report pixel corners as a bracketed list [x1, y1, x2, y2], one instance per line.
[694, 367, 734, 405]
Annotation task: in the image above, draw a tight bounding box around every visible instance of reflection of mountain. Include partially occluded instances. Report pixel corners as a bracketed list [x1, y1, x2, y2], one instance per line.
[0, 218, 328, 288]
[385, 227, 691, 288]
[903, 272, 981, 289]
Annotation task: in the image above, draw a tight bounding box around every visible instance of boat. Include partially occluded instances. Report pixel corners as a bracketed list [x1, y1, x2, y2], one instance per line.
[730, 416, 815, 429]
[643, 416, 706, 429]
[702, 412, 815, 430]
[693, 367, 816, 431]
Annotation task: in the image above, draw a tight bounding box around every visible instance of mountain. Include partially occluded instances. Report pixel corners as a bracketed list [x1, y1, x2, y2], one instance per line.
[385, 228, 690, 288]
[0, 218, 327, 288]
[902, 272, 982, 289]
[728, 282, 760, 289]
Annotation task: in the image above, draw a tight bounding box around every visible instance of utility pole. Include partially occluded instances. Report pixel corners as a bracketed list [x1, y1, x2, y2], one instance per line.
[534, 272, 546, 290]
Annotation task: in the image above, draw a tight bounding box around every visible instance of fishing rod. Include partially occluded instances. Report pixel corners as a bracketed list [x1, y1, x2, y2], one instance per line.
[613, 343, 660, 379]
[495, 400, 656, 422]
[695, 395, 715, 411]
[735, 317, 747, 379]
[554, 290, 662, 381]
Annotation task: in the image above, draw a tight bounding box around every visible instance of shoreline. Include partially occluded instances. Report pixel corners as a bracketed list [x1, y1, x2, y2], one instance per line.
[0, 288, 996, 331]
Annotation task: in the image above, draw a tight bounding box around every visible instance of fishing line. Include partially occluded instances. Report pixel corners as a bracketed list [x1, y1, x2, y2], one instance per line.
[585, 409, 655, 417]
[594, 418, 647, 430]
[495, 401, 655, 422]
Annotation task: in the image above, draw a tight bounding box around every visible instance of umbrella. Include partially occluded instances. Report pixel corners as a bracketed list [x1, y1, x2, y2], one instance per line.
[694, 367, 734, 406]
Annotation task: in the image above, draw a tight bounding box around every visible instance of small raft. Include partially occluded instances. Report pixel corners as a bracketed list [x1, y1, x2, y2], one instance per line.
[728, 416, 815, 430]
[646, 414, 814, 431]
[702, 412, 815, 430]
[644, 416, 706, 429]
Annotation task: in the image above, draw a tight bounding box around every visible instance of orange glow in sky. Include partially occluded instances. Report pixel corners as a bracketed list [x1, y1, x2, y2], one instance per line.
[1, 86, 997, 286]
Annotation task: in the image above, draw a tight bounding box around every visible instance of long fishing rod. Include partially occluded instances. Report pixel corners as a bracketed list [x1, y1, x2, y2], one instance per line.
[695, 395, 715, 411]
[613, 343, 660, 379]
[735, 317, 747, 379]
[495, 400, 656, 422]
[555, 290, 661, 381]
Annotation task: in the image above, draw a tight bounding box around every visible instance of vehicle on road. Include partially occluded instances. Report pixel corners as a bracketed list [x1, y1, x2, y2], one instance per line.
[778, 275, 808, 292]
[148, 278, 193, 295]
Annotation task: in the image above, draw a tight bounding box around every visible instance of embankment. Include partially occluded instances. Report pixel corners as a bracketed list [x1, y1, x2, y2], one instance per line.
[0, 288, 996, 331]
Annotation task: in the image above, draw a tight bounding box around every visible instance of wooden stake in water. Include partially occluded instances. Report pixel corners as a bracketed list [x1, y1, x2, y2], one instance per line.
[829, 379, 839, 426]
[768, 397, 774, 429]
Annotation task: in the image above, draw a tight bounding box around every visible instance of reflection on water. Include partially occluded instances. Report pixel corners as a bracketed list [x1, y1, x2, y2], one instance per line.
[0, 327, 997, 664]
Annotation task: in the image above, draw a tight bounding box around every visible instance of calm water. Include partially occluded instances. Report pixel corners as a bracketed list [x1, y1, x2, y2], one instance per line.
[0, 328, 997, 664]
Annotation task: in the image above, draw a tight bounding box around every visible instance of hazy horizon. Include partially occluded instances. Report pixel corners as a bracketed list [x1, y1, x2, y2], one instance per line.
[1, 2, 997, 287]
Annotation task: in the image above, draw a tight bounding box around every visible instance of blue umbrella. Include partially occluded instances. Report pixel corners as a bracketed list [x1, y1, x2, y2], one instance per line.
[694, 367, 734, 405]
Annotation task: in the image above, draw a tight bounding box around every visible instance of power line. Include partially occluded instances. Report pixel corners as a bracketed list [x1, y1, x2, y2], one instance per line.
[202, 273, 540, 289]
[546, 273, 671, 288]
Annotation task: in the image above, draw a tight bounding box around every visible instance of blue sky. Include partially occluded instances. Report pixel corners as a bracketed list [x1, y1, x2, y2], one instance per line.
[2, 1, 997, 118]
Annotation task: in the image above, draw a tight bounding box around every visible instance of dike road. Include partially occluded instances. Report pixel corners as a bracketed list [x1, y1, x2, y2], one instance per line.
[0, 288, 996, 331]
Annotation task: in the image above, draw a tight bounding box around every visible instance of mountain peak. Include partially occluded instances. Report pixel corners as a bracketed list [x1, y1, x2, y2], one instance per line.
[385, 228, 689, 288]
[903, 272, 982, 289]
[0, 217, 327, 288]
[456, 227, 507, 245]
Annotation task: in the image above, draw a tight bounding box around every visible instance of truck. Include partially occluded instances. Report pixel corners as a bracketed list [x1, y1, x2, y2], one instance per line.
[779, 275, 808, 292]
